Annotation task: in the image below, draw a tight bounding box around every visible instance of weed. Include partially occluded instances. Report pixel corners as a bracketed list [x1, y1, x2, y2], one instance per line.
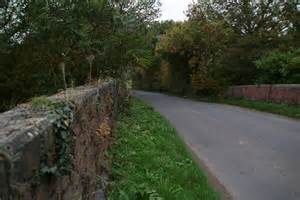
[207, 98, 300, 119]
[108, 98, 219, 200]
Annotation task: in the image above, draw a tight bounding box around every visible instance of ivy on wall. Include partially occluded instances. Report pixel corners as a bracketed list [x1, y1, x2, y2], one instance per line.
[32, 98, 75, 179]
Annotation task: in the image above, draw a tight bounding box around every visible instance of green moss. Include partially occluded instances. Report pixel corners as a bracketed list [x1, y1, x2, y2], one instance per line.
[31, 96, 53, 110]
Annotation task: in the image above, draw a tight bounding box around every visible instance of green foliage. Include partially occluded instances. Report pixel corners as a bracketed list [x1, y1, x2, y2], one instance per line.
[109, 98, 219, 200]
[187, 0, 300, 85]
[136, 1, 300, 96]
[255, 49, 300, 84]
[189, 0, 295, 37]
[0, 0, 161, 112]
[38, 101, 75, 179]
[155, 19, 231, 95]
[133, 20, 175, 91]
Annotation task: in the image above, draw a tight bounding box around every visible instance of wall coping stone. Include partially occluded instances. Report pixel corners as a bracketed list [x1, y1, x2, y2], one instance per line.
[0, 81, 115, 163]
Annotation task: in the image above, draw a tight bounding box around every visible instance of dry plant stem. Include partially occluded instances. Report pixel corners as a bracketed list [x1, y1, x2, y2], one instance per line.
[60, 62, 68, 102]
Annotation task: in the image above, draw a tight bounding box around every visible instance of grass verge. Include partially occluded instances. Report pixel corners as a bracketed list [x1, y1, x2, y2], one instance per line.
[206, 98, 300, 119]
[108, 98, 219, 200]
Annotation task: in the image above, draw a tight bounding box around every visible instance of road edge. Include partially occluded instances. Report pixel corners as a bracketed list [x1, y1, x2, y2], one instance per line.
[179, 135, 233, 200]
[185, 139, 233, 200]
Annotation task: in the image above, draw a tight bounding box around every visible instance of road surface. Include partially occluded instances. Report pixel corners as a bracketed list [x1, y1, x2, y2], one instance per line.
[134, 91, 300, 200]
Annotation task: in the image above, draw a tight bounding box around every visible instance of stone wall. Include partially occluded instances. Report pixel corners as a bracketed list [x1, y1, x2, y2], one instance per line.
[0, 82, 121, 200]
[225, 84, 300, 105]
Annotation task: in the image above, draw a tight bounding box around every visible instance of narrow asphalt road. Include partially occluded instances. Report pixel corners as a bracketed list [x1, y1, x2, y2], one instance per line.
[134, 91, 300, 200]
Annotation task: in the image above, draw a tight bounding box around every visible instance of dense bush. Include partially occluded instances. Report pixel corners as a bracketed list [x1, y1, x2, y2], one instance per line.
[256, 49, 300, 84]
[185, 0, 300, 86]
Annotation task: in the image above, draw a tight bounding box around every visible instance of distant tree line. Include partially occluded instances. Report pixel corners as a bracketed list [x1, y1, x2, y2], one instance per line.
[135, 0, 300, 96]
[0, 0, 161, 112]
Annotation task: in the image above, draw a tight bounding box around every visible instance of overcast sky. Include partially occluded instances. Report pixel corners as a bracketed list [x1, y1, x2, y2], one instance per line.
[159, 0, 194, 21]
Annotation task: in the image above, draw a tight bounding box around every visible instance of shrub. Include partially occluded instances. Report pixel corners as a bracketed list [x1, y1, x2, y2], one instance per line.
[255, 49, 300, 84]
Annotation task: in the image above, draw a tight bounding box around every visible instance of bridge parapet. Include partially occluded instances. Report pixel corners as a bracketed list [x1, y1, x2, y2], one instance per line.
[225, 84, 300, 105]
[0, 82, 119, 200]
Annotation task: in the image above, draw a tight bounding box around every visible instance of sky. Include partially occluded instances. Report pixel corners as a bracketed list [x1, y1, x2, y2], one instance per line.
[159, 0, 194, 21]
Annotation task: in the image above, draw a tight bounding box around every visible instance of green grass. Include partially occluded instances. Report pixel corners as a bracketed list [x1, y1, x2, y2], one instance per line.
[206, 98, 300, 119]
[108, 98, 219, 200]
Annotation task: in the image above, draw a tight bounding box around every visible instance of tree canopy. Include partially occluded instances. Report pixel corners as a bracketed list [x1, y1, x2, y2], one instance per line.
[135, 0, 300, 96]
[0, 0, 161, 111]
